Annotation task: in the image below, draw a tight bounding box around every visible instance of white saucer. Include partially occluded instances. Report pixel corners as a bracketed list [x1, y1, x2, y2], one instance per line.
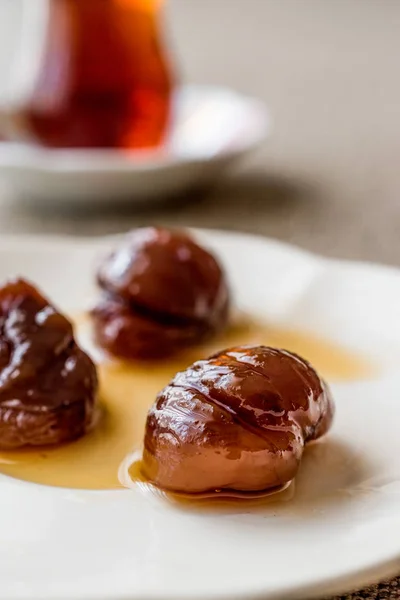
[0, 86, 269, 206]
[1, 229, 400, 600]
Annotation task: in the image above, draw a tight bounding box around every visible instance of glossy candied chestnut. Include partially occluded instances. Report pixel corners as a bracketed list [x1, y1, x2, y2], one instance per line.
[0, 279, 98, 449]
[142, 345, 334, 494]
[91, 227, 229, 359]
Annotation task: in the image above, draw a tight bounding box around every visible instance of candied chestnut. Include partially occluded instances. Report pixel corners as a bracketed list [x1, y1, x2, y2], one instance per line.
[0, 279, 98, 449]
[142, 345, 334, 494]
[91, 227, 229, 359]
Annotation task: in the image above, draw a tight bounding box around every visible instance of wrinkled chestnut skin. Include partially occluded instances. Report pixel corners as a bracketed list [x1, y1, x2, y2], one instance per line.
[0, 279, 98, 449]
[142, 346, 334, 494]
[92, 227, 229, 359]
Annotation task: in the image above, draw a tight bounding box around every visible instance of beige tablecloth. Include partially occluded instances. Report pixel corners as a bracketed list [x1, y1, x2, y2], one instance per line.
[1, 1, 400, 597]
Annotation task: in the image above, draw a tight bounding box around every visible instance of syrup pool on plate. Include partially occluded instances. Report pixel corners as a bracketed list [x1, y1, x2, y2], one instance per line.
[0, 318, 372, 491]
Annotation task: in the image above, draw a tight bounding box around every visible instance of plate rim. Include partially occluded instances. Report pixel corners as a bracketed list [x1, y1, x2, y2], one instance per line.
[0, 228, 399, 281]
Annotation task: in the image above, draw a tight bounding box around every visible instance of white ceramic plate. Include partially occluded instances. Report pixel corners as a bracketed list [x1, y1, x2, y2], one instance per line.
[1, 229, 400, 600]
[0, 85, 269, 206]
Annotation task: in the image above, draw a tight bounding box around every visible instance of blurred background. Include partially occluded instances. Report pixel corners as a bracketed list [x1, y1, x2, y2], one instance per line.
[0, 0, 399, 265]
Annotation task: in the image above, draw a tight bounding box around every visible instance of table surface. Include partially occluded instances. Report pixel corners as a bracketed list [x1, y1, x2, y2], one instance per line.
[1, 1, 400, 598]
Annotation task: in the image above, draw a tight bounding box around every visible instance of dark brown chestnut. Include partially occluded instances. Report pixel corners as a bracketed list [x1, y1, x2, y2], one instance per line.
[0, 279, 98, 449]
[142, 345, 334, 494]
[91, 227, 229, 359]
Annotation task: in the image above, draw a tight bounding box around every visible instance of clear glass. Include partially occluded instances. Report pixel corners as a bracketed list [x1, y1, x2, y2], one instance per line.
[11, 0, 174, 149]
